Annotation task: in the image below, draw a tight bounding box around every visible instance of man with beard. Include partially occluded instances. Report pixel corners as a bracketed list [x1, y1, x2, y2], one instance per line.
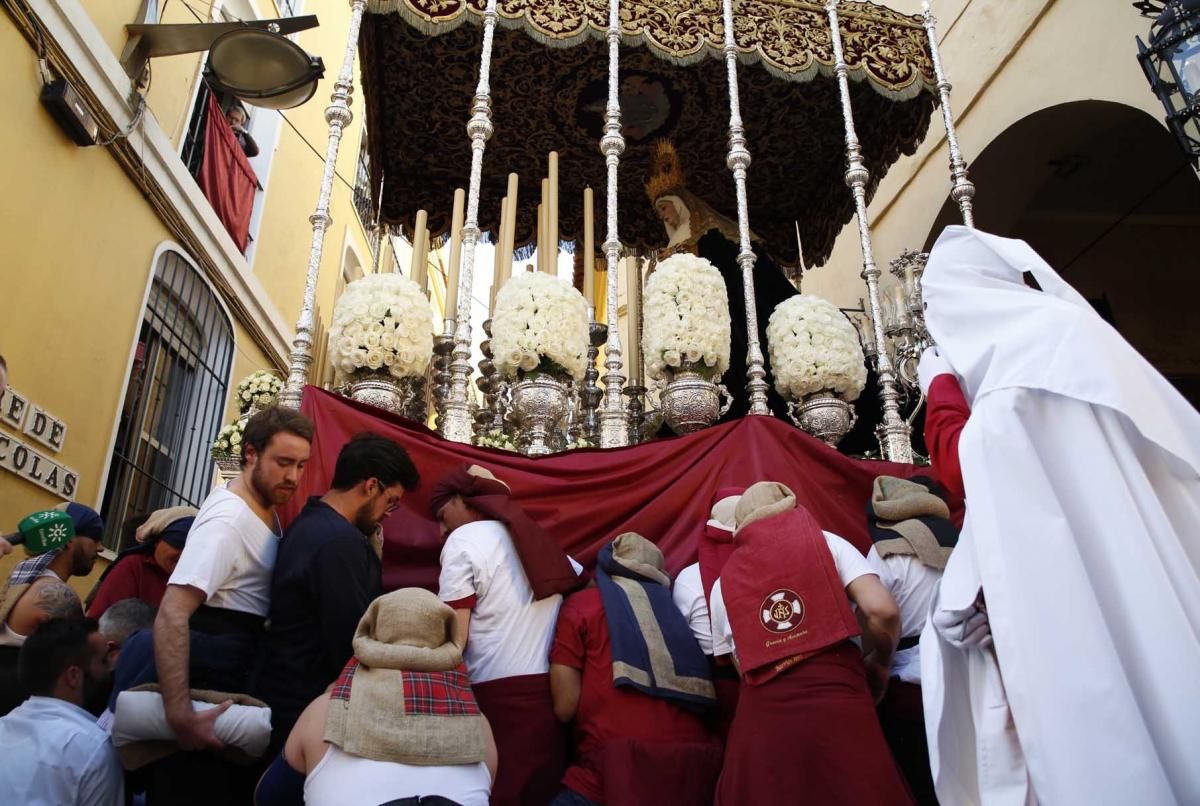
[0, 618, 122, 805]
[259, 433, 419, 744]
[0, 504, 102, 715]
[109, 406, 312, 803]
[0, 504, 103, 647]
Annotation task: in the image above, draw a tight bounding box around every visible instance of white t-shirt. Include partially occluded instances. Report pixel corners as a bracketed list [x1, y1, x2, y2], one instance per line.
[305, 745, 491, 806]
[169, 486, 280, 617]
[671, 563, 713, 655]
[866, 545, 942, 684]
[709, 531, 874, 658]
[437, 519, 582, 683]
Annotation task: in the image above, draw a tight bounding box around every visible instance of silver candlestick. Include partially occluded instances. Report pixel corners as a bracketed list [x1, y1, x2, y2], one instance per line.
[921, 0, 976, 228]
[598, 0, 630, 448]
[623, 385, 647, 445]
[475, 319, 500, 439]
[442, 0, 500, 442]
[825, 0, 913, 464]
[582, 317, 606, 443]
[432, 322, 454, 432]
[279, 0, 367, 408]
[720, 0, 771, 415]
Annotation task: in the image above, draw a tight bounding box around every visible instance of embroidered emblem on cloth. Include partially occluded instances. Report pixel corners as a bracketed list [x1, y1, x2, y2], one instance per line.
[760, 589, 804, 633]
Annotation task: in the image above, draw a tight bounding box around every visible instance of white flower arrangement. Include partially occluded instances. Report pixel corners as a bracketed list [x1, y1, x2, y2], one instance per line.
[235, 370, 282, 413]
[475, 429, 518, 452]
[642, 253, 731, 381]
[767, 295, 868, 402]
[491, 272, 589, 381]
[328, 273, 434, 380]
[211, 418, 245, 460]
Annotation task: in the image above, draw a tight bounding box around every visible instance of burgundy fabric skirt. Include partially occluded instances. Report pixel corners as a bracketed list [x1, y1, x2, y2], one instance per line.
[473, 673, 566, 806]
[600, 737, 723, 806]
[878, 680, 938, 805]
[715, 642, 915, 806]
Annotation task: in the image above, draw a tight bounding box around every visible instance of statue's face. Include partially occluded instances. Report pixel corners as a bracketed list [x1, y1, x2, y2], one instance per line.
[655, 199, 679, 229]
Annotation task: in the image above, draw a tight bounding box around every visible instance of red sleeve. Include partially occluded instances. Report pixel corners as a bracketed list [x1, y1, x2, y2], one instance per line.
[549, 594, 586, 669]
[86, 559, 140, 619]
[925, 373, 970, 502]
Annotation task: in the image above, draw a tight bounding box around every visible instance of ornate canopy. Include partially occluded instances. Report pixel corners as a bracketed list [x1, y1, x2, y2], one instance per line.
[360, 0, 937, 268]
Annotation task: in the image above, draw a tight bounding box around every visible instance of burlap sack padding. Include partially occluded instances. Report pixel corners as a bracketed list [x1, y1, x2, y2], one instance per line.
[610, 533, 671, 587]
[870, 476, 949, 522]
[352, 590, 464, 672]
[709, 495, 741, 530]
[733, 482, 797, 535]
[467, 464, 509, 490]
[115, 684, 269, 771]
[870, 476, 954, 570]
[324, 589, 485, 767]
[135, 506, 199, 543]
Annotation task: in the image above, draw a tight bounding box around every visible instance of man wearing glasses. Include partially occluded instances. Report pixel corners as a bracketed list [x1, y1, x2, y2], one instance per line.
[258, 433, 420, 744]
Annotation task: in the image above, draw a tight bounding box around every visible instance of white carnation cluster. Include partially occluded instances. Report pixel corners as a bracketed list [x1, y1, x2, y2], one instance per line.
[767, 295, 868, 402]
[491, 272, 589, 381]
[327, 273, 434, 380]
[641, 253, 731, 381]
[210, 418, 245, 459]
[235, 371, 282, 413]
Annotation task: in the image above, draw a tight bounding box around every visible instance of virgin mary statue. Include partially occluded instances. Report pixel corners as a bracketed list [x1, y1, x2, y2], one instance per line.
[645, 140, 798, 421]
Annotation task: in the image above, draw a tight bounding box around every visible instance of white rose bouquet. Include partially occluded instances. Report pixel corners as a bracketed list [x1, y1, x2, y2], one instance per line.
[767, 295, 868, 402]
[475, 429, 518, 452]
[210, 418, 245, 460]
[235, 370, 282, 413]
[328, 273, 434, 380]
[491, 272, 589, 381]
[642, 254, 731, 381]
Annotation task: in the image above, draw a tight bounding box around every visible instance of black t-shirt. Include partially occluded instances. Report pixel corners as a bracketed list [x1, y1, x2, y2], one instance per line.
[258, 497, 381, 738]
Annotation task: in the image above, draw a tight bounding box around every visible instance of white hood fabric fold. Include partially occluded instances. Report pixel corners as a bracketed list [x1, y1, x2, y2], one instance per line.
[918, 226, 1200, 806]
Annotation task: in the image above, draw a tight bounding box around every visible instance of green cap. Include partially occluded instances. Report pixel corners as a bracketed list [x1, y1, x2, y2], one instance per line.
[17, 510, 76, 556]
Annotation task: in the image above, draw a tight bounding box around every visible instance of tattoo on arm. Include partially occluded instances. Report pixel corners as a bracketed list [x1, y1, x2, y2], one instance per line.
[33, 581, 83, 620]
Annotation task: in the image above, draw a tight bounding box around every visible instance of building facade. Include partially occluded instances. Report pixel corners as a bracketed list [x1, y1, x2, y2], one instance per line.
[0, 0, 393, 586]
[806, 0, 1200, 407]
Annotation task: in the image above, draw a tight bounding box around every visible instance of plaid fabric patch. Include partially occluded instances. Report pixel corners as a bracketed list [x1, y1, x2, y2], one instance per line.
[402, 664, 480, 717]
[7, 551, 59, 587]
[330, 658, 358, 702]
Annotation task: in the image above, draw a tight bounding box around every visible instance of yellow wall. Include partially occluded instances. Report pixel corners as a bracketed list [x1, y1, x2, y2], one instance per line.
[0, 0, 374, 535]
[0, 18, 173, 524]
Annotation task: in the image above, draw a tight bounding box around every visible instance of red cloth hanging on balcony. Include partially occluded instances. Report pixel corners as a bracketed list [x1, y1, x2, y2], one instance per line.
[197, 94, 258, 251]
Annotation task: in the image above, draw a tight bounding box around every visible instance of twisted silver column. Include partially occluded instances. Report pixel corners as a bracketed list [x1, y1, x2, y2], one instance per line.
[720, 0, 770, 416]
[598, 0, 629, 448]
[280, 0, 367, 408]
[922, 0, 976, 227]
[825, 0, 912, 463]
[441, 0, 500, 443]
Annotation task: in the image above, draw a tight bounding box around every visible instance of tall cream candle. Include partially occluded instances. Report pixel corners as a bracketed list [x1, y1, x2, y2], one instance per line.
[540, 195, 549, 272]
[540, 176, 551, 273]
[582, 186, 595, 308]
[625, 257, 642, 382]
[445, 189, 466, 324]
[547, 151, 559, 275]
[491, 196, 507, 315]
[410, 209, 428, 289]
[497, 172, 519, 286]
